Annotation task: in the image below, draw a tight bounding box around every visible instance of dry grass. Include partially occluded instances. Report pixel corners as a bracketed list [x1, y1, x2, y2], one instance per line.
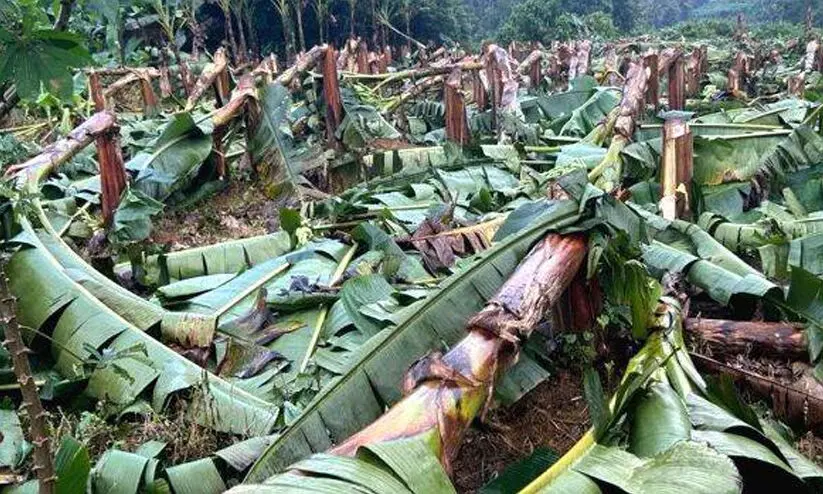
[47, 398, 238, 465]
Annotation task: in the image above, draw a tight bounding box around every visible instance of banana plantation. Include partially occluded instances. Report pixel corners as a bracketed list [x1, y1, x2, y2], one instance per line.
[5, 1, 823, 493]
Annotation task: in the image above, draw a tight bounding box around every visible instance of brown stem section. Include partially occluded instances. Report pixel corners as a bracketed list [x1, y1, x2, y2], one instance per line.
[5, 111, 116, 181]
[445, 68, 470, 145]
[668, 54, 685, 110]
[323, 46, 343, 147]
[692, 353, 823, 432]
[685, 319, 806, 360]
[186, 48, 229, 110]
[139, 74, 158, 118]
[330, 234, 587, 471]
[0, 266, 55, 493]
[645, 52, 659, 109]
[89, 73, 127, 225]
[159, 52, 173, 98]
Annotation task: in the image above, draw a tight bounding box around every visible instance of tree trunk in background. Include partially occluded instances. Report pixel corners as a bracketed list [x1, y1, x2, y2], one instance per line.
[295, 0, 307, 53]
[53, 0, 74, 31]
[236, 4, 249, 63]
[349, 0, 356, 38]
[224, 5, 240, 63]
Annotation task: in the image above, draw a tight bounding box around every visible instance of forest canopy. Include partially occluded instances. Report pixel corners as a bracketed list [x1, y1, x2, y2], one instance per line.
[6, 0, 822, 70]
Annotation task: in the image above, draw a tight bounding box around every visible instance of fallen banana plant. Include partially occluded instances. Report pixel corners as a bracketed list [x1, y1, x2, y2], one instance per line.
[244, 197, 585, 481]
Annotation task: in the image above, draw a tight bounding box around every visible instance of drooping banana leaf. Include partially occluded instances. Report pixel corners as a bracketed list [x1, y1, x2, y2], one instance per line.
[633, 122, 785, 142]
[558, 87, 621, 137]
[126, 112, 214, 202]
[232, 432, 454, 494]
[693, 99, 813, 126]
[8, 227, 280, 436]
[248, 83, 320, 198]
[244, 199, 583, 481]
[114, 231, 293, 284]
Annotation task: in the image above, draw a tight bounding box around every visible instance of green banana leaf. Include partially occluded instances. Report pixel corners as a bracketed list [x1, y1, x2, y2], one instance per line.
[248, 83, 318, 198]
[127, 112, 214, 202]
[233, 431, 454, 494]
[8, 227, 280, 436]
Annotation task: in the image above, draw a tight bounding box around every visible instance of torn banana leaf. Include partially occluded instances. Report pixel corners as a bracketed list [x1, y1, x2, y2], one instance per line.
[8, 229, 280, 436]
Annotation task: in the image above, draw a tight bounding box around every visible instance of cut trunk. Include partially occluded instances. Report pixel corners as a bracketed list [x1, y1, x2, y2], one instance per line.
[5, 111, 115, 181]
[329, 234, 587, 470]
[692, 353, 823, 431]
[645, 51, 659, 109]
[444, 68, 470, 145]
[685, 318, 806, 360]
[89, 72, 127, 226]
[589, 60, 649, 191]
[138, 73, 158, 118]
[659, 118, 693, 220]
[159, 52, 173, 98]
[186, 48, 230, 110]
[322, 46, 343, 148]
[668, 54, 685, 110]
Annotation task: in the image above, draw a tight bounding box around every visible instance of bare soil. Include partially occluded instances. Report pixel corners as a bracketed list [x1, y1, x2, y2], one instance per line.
[452, 371, 590, 493]
[151, 179, 278, 250]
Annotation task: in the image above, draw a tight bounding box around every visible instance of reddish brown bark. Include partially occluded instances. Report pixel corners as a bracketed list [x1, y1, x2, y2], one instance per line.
[139, 73, 158, 118]
[685, 48, 702, 97]
[444, 68, 470, 145]
[472, 69, 487, 110]
[668, 54, 685, 110]
[645, 52, 659, 109]
[323, 46, 343, 147]
[685, 319, 806, 359]
[356, 40, 369, 74]
[553, 270, 602, 333]
[692, 353, 823, 432]
[89, 72, 127, 225]
[516, 50, 544, 89]
[159, 55, 173, 98]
